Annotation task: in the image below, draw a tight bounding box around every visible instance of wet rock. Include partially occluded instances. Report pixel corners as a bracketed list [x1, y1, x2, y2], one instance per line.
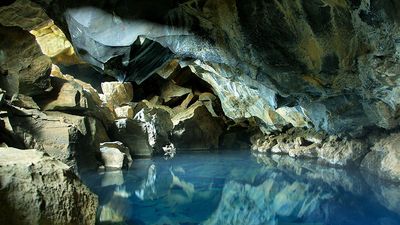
[100, 141, 132, 169]
[101, 82, 133, 107]
[171, 101, 224, 150]
[361, 132, 400, 182]
[0, 147, 98, 225]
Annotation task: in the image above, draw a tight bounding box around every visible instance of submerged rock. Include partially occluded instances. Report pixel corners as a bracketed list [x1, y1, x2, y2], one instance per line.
[361, 132, 400, 183]
[0, 147, 98, 225]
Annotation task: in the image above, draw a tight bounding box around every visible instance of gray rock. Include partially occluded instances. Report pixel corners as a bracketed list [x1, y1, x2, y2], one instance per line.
[0, 147, 98, 225]
[361, 132, 400, 183]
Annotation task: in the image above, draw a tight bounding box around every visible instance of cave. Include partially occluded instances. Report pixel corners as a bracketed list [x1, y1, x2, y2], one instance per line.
[1, 0, 400, 225]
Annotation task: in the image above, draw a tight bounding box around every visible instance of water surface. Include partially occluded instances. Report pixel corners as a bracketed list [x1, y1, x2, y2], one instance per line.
[81, 151, 400, 225]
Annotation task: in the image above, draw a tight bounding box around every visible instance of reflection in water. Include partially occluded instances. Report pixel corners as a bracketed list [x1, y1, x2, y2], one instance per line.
[81, 151, 400, 225]
[135, 164, 157, 201]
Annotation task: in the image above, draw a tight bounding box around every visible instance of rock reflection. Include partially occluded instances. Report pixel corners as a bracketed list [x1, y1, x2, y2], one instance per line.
[81, 152, 400, 225]
[135, 164, 157, 200]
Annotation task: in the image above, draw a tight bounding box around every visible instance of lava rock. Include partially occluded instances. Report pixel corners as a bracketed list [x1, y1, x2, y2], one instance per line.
[100, 141, 132, 169]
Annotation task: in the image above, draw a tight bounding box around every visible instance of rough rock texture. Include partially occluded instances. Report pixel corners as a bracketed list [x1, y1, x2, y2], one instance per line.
[251, 127, 368, 166]
[0, 147, 98, 225]
[7, 107, 108, 171]
[101, 82, 133, 107]
[36, 0, 400, 137]
[0, 25, 52, 97]
[361, 132, 400, 182]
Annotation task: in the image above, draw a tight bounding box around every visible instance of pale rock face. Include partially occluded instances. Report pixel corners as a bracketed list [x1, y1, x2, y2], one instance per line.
[101, 82, 133, 107]
[100, 141, 132, 169]
[0, 147, 98, 225]
[114, 105, 134, 119]
[361, 132, 400, 182]
[100, 146, 126, 170]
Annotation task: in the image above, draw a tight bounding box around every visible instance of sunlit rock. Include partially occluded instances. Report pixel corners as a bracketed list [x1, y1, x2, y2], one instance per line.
[361, 132, 400, 182]
[0, 147, 98, 225]
[30, 20, 81, 64]
[101, 81, 133, 107]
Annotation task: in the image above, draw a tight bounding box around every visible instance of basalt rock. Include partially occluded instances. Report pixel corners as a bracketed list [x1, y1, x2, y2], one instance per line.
[0, 147, 98, 225]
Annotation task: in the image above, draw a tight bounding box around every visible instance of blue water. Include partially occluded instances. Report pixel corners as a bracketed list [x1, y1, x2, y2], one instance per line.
[81, 151, 400, 225]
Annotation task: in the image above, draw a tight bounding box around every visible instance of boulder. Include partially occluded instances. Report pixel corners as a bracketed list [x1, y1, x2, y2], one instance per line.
[100, 141, 132, 169]
[171, 101, 224, 150]
[361, 133, 400, 183]
[101, 82, 133, 107]
[0, 147, 98, 225]
[39, 65, 115, 126]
